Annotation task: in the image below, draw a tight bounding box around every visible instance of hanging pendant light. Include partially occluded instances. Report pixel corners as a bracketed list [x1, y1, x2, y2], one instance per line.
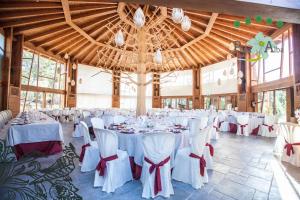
[238, 70, 244, 78]
[72, 63, 77, 70]
[71, 80, 76, 86]
[238, 78, 243, 85]
[181, 15, 191, 32]
[115, 30, 124, 47]
[154, 49, 163, 64]
[172, 8, 184, 23]
[134, 7, 145, 28]
[64, 53, 69, 60]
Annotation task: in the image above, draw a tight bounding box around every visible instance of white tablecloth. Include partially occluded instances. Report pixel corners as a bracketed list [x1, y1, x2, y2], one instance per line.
[7, 118, 63, 146]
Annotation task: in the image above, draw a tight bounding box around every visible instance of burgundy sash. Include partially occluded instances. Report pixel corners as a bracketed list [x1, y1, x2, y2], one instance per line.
[218, 121, 224, 129]
[79, 143, 91, 162]
[263, 124, 274, 132]
[144, 156, 170, 195]
[238, 123, 248, 135]
[189, 153, 206, 176]
[205, 143, 214, 156]
[284, 140, 300, 156]
[96, 154, 118, 176]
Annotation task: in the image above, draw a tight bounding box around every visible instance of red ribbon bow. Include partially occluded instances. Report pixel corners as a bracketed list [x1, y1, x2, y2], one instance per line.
[79, 143, 91, 162]
[263, 124, 274, 132]
[238, 123, 248, 135]
[189, 153, 206, 176]
[284, 140, 300, 157]
[205, 143, 214, 156]
[96, 154, 118, 176]
[144, 156, 170, 195]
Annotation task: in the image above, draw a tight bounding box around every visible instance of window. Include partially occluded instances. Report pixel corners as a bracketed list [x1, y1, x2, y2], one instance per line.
[120, 73, 137, 110]
[251, 27, 293, 85]
[0, 33, 4, 107]
[20, 49, 66, 111]
[161, 97, 192, 110]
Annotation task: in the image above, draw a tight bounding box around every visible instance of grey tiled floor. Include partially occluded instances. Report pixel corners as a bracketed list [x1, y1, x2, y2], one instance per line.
[6, 122, 298, 200]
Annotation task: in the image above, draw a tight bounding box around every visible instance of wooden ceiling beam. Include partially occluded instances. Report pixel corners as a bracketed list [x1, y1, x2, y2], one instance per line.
[13, 19, 66, 34]
[213, 24, 254, 41]
[210, 30, 248, 46]
[25, 25, 72, 41]
[185, 47, 205, 66]
[0, 2, 62, 10]
[194, 42, 219, 63]
[203, 37, 231, 55]
[54, 36, 86, 56]
[34, 29, 76, 47]
[200, 39, 226, 59]
[0, 8, 64, 20]
[0, 14, 65, 28]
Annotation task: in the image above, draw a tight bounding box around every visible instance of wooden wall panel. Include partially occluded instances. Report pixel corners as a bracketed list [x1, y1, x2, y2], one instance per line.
[192, 66, 201, 109]
[112, 70, 120, 108]
[292, 24, 300, 109]
[152, 73, 160, 108]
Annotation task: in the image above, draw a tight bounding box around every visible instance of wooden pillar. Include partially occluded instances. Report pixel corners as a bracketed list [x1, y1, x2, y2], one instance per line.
[192, 66, 201, 109]
[237, 51, 253, 112]
[66, 60, 77, 108]
[292, 24, 300, 109]
[152, 72, 160, 108]
[112, 70, 120, 108]
[8, 34, 23, 116]
[1, 27, 13, 111]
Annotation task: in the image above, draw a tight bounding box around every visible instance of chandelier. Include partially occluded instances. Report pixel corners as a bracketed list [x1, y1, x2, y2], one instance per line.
[154, 49, 163, 64]
[134, 7, 145, 28]
[115, 30, 124, 47]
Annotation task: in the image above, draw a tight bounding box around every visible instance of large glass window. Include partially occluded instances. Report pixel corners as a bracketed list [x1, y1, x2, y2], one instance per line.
[21, 49, 66, 111]
[0, 33, 4, 107]
[251, 27, 293, 85]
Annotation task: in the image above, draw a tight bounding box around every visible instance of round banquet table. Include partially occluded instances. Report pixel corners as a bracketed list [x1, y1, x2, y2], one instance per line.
[113, 127, 190, 179]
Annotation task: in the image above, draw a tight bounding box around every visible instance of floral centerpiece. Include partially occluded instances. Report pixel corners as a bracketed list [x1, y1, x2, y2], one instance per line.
[295, 108, 300, 125]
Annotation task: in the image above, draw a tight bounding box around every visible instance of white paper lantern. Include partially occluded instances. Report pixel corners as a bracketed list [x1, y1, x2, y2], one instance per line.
[64, 53, 69, 60]
[134, 7, 145, 28]
[115, 30, 124, 47]
[238, 70, 244, 78]
[154, 49, 163, 64]
[238, 78, 242, 85]
[72, 64, 77, 70]
[172, 8, 184, 23]
[71, 80, 76, 86]
[181, 15, 191, 32]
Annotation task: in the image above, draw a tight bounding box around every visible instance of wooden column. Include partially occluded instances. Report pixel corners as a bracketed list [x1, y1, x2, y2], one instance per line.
[192, 66, 201, 109]
[292, 24, 300, 109]
[112, 70, 120, 108]
[152, 73, 160, 108]
[8, 34, 24, 116]
[66, 60, 77, 108]
[237, 51, 253, 112]
[1, 27, 13, 111]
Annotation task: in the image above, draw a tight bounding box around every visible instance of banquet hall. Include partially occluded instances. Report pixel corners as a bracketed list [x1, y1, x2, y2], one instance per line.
[0, 0, 300, 199]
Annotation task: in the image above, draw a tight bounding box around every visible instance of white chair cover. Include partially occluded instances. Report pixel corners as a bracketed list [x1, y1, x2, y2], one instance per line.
[277, 124, 300, 167]
[210, 116, 219, 140]
[94, 129, 132, 193]
[237, 115, 249, 136]
[204, 126, 214, 169]
[82, 111, 91, 118]
[200, 117, 208, 130]
[188, 118, 201, 134]
[141, 133, 175, 199]
[172, 127, 209, 189]
[91, 117, 104, 130]
[79, 121, 99, 172]
[259, 115, 277, 137]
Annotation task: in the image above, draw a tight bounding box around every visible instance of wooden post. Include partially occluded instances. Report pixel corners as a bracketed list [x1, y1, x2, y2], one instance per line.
[292, 24, 300, 109]
[192, 66, 201, 109]
[112, 70, 120, 108]
[8, 34, 24, 116]
[152, 72, 161, 108]
[66, 60, 77, 108]
[2, 27, 13, 111]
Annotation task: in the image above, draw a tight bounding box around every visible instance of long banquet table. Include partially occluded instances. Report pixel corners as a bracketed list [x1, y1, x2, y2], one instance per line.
[6, 112, 64, 159]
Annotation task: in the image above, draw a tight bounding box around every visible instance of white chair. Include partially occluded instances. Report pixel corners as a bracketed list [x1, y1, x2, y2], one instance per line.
[237, 115, 250, 136]
[91, 117, 105, 130]
[113, 115, 126, 124]
[259, 115, 277, 137]
[210, 116, 220, 140]
[200, 117, 208, 130]
[79, 121, 99, 172]
[94, 129, 132, 193]
[204, 126, 214, 169]
[280, 124, 300, 167]
[172, 127, 209, 189]
[188, 118, 201, 134]
[141, 133, 175, 199]
[82, 110, 91, 118]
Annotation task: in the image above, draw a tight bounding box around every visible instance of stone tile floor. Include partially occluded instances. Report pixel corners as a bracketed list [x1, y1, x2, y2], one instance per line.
[3, 122, 300, 200]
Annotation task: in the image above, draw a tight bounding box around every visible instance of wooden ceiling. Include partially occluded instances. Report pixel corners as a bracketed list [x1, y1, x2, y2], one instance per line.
[0, 0, 280, 72]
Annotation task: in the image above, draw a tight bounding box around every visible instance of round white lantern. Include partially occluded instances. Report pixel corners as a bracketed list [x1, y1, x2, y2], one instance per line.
[71, 80, 76, 86]
[238, 70, 244, 78]
[64, 53, 69, 60]
[115, 30, 124, 47]
[181, 15, 191, 32]
[172, 8, 184, 23]
[134, 7, 145, 28]
[238, 78, 243, 85]
[72, 63, 77, 70]
[154, 49, 163, 64]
